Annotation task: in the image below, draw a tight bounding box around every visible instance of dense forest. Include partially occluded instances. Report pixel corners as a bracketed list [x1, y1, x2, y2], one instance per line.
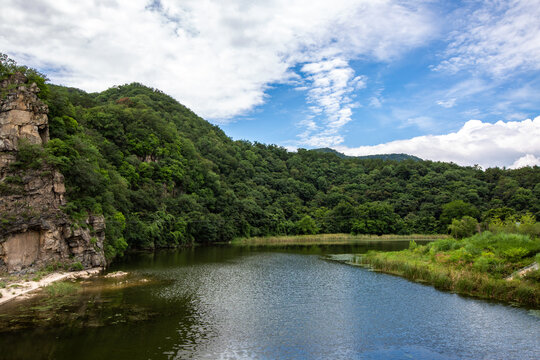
[2, 55, 540, 259]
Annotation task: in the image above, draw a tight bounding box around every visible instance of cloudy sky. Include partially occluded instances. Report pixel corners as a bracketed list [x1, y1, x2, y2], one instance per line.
[2, 0, 540, 168]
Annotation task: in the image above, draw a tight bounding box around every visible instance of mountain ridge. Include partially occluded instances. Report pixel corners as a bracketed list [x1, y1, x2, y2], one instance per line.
[311, 148, 422, 161]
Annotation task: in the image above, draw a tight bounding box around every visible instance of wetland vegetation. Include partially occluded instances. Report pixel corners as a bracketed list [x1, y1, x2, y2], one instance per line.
[232, 233, 448, 245]
[359, 231, 540, 307]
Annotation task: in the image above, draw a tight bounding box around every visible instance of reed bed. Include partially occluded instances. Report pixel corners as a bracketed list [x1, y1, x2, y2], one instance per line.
[232, 233, 448, 246]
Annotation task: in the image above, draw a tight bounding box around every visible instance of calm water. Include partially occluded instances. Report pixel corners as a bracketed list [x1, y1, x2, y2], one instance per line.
[1, 243, 539, 360]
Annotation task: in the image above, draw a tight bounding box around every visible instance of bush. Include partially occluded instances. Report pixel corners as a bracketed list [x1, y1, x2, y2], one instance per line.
[430, 238, 460, 252]
[489, 213, 540, 237]
[448, 248, 473, 263]
[465, 232, 539, 259]
[12, 141, 45, 169]
[449, 216, 478, 239]
[524, 270, 540, 283]
[473, 252, 498, 272]
[295, 215, 318, 235]
[502, 247, 529, 261]
[69, 261, 84, 271]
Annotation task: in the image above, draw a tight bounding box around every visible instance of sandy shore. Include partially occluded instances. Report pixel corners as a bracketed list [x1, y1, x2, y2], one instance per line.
[0, 267, 103, 306]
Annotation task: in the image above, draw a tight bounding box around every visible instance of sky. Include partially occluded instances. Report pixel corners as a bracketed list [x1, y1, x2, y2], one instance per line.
[2, 0, 540, 169]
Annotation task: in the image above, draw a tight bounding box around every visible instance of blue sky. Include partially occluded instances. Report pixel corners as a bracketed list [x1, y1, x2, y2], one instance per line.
[2, 0, 540, 168]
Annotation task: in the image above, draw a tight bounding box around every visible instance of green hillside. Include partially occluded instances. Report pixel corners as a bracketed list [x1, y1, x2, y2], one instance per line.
[3, 56, 539, 260]
[42, 82, 539, 258]
[312, 148, 422, 161]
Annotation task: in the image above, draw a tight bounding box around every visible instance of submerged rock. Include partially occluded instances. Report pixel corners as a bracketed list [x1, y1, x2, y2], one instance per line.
[104, 271, 129, 278]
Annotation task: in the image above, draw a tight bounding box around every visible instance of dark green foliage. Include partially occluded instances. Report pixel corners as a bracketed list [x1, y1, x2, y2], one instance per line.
[440, 200, 479, 227]
[12, 141, 46, 169]
[14, 69, 534, 259]
[295, 215, 318, 235]
[312, 148, 422, 161]
[351, 202, 402, 235]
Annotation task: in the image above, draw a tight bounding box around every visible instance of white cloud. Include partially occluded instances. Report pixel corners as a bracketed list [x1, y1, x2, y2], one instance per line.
[283, 145, 298, 153]
[401, 116, 435, 130]
[369, 96, 382, 108]
[0, 0, 434, 124]
[437, 98, 456, 108]
[298, 59, 366, 147]
[510, 154, 540, 169]
[435, 0, 540, 76]
[336, 116, 540, 168]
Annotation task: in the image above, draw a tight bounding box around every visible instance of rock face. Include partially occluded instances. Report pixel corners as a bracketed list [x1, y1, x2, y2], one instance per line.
[0, 73, 106, 273]
[0, 72, 49, 149]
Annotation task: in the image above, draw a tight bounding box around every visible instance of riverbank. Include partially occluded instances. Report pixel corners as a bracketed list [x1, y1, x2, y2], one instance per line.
[0, 267, 103, 305]
[232, 233, 448, 246]
[356, 232, 540, 308]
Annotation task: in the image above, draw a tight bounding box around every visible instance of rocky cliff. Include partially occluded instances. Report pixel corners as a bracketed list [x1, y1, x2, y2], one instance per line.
[0, 73, 106, 273]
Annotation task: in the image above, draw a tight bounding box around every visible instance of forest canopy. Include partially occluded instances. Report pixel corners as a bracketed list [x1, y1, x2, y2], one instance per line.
[3, 55, 539, 259]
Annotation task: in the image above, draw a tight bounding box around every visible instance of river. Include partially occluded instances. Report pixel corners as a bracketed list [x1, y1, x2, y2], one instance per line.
[1, 242, 539, 359]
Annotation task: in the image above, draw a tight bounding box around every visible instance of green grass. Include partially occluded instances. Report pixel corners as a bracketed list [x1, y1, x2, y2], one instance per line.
[232, 233, 448, 246]
[358, 232, 540, 307]
[44, 282, 78, 297]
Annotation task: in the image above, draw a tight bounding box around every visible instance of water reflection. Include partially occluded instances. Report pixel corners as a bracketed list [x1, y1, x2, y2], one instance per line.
[1, 244, 539, 360]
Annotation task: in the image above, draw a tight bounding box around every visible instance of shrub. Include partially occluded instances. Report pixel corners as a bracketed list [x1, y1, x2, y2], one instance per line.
[12, 141, 44, 169]
[524, 270, 540, 283]
[465, 232, 539, 258]
[69, 261, 84, 271]
[448, 248, 473, 264]
[489, 213, 540, 237]
[449, 216, 478, 239]
[430, 238, 460, 252]
[502, 247, 529, 261]
[295, 215, 319, 235]
[473, 252, 497, 272]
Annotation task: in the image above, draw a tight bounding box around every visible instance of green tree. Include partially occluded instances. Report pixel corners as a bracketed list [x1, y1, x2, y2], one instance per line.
[351, 202, 402, 235]
[440, 200, 478, 227]
[295, 215, 318, 235]
[448, 216, 478, 239]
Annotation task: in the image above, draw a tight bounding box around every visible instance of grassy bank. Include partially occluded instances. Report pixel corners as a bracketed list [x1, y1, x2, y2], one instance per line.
[358, 232, 540, 307]
[232, 233, 448, 246]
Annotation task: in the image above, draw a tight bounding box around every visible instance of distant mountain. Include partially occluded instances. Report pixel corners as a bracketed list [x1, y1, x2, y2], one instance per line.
[312, 148, 422, 161]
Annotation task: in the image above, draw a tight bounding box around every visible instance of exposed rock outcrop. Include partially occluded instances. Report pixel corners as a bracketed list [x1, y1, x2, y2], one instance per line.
[0, 73, 106, 273]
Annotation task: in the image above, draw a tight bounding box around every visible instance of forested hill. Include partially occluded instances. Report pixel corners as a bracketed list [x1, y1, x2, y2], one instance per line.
[15, 79, 540, 259]
[312, 148, 422, 161]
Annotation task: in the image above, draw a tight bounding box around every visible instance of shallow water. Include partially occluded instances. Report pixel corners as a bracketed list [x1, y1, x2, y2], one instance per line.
[1, 242, 539, 359]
